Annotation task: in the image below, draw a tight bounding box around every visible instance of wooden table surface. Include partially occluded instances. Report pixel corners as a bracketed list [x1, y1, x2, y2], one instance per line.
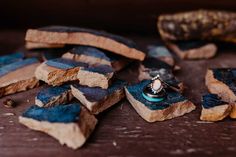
[1, 30, 236, 157]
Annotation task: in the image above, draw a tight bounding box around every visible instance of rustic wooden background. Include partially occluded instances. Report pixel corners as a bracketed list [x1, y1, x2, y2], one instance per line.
[1, 1, 236, 157]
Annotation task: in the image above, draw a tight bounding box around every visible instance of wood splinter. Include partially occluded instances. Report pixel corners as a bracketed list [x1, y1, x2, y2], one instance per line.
[35, 84, 73, 107]
[25, 26, 146, 61]
[19, 103, 97, 149]
[0, 58, 40, 97]
[125, 80, 195, 122]
[200, 94, 232, 122]
[71, 80, 126, 114]
[35, 58, 114, 88]
[205, 68, 236, 118]
[166, 41, 217, 60]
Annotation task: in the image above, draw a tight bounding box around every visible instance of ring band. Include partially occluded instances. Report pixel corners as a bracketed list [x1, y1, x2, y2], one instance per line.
[142, 92, 164, 102]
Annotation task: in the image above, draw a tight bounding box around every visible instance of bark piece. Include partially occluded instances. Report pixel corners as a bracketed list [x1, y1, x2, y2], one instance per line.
[200, 94, 232, 122]
[35, 84, 73, 107]
[62, 46, 112, 66]
[206, 68, 236, 118]
[166, 41, 217, 59]
[62, 46, 130, 71]
[0, 58, 40, 97]
[158, 10, 236, 43]
[19, 103, 97, 149]
[35, 58, 114, 88]
[35, 58, 88, 86]
[125, 80, 195, 122]
[147, 44, 174, 66]
[77, 64, 114, 89]
[26, 41, 65, 50]
[206, 68, 236, 102]
[71, 80, 126, 114]
[25, 26, 146, 61]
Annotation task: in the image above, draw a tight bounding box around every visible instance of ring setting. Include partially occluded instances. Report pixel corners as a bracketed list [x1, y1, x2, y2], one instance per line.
[142, 74, 167, 102]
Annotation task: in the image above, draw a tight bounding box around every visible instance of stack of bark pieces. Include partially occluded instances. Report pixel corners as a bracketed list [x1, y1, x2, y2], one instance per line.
[14, 25, 197, 149]
[126, 42, 196, 122]
[157, 10, 236, 60]
[200, 68, 236, 122]
[19, 26, 146, 149]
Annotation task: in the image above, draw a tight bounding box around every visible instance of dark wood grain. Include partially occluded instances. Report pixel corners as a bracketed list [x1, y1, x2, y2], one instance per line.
[1, 0, 236, 33]
[1, 31, 236, 157]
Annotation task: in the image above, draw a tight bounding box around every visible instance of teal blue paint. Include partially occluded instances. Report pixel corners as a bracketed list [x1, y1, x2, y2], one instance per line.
[0, 58, 38, 77]
[142, 92, 164, 102]
[0, 52, 24, 67]
[46, 58, 88, 69]
[126, 80, 186, 110]
[83, 64, 113, 74]
[36, 85, 71, 105]
[71, 46, 111, 61]
[148, 45, 172, 58]
[212, 68, 236, 94]
[22, 103, 81, 123]
[202, 94, 227, 109]
[72, 79, 126, 102]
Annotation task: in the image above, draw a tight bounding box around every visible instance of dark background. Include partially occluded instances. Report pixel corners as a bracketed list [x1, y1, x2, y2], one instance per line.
[1, 0, 236, 34]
